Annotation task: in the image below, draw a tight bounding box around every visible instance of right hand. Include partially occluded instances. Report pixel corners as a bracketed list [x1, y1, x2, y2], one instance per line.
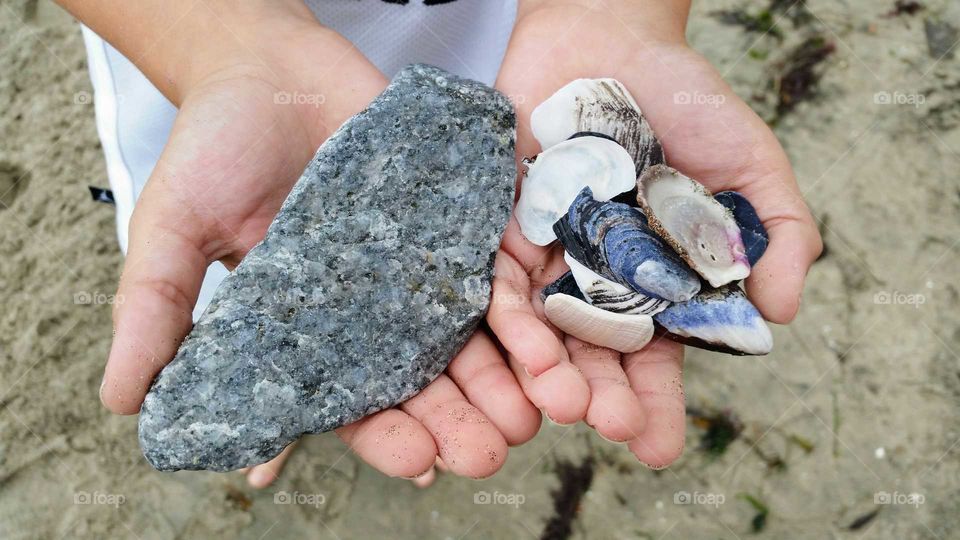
[489, 0, 822, 468]
[97, 9, 539, 487]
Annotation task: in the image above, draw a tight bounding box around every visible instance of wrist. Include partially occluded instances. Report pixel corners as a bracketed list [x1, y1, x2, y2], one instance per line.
[161, 1, 324, 103]
[180, 13, 388, 148]
[59, 0, 323, 104]
[518, 0, 690, 45]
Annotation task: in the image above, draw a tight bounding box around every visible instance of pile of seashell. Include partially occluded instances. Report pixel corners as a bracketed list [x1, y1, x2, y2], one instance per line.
[517, 79, 772, 356]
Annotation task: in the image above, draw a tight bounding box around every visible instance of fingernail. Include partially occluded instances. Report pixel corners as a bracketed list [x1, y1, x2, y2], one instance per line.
[541, 408, 576, 427]
[248, 468, 274, 488]
[400, 466, 434, 480]
[594, 429, 630, 444]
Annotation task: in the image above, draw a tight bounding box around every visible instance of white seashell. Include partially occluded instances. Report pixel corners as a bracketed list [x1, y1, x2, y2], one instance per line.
[544, 293, 655, 353]
[530, 78, 664, 174]
[515, 136, 635, 246]
[637, 165, 750, 287]
[564, 252, 669, 316]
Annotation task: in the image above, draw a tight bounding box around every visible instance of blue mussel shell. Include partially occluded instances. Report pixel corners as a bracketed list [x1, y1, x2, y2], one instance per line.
[553, 188, 701, 302]
[715, 191, 768, 266]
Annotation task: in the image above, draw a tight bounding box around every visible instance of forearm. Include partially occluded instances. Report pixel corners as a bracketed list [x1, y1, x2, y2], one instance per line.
[55, 0, 319, 104]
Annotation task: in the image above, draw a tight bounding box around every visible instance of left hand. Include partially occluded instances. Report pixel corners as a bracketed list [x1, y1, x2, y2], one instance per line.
[490, 0, 822, 468]
[73, 1, 540, 488]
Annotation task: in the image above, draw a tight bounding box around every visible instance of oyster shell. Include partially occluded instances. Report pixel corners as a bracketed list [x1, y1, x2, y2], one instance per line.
[544, 293, 654, 353]
[530, 78, 664, 174]
[553, 187, 701, 302]
[653, 284, 772, 356]
[637, 165, 750, 288]
[715, 191, 769, 266]
[515, 135, 635, 246]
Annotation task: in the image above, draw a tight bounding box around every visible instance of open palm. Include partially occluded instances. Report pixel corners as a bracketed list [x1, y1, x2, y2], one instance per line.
[490, 1, 822, 467]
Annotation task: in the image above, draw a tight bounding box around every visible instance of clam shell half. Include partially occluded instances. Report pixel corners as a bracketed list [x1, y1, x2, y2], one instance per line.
[544, 293, 654, 353]
[530, 78, 664, 175]
[516, 136, 635, 246]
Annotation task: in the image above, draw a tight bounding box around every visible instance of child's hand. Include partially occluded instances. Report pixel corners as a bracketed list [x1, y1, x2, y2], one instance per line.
[490, 0, 822, 467]
[65, 1, 539, 487]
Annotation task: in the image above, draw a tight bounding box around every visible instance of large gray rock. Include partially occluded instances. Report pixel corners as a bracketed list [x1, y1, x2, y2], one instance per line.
[138, 64, 516, 472]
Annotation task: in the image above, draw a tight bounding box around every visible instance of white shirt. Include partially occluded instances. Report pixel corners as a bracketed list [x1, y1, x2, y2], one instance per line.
[82, 0, 518, 319]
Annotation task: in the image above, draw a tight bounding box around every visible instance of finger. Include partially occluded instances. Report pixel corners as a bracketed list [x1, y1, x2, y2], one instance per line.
[101, 198, 209, 414]
[400, 375, 509, 479]
[446, 331, 541, 445]
[507, 353, 590, 426]
[335, 409, 437, 479]
[246, 441, 297, 489]
[565, 337, 646, 443]
[725, 142, 821, 324]
[622, 337, 686, 469]
[745, 214, 822, 324]
[487, 249, 568, 376]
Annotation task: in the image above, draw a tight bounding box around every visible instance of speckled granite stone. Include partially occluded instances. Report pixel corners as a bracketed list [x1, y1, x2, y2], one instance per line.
[138, 64, 516, 472]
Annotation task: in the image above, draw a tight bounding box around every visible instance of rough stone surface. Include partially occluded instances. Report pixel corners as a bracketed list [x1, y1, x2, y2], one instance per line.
[137, 64, 516, 472]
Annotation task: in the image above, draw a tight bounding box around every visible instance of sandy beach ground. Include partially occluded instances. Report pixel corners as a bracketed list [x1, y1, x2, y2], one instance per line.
[1, 0, 958, 538]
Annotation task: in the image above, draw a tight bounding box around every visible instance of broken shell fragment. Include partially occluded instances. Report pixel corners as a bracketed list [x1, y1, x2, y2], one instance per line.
[544, 293, 654, 353]
[515, 135, 636, 246]
[637, 165, 750, 288]
[653, 284, 773, 356]
[564, 252, 670, 316]
[554, 187, 701, 302]
[530, 78, 664, 174]
[715, 191, 769, 266]
[540, 271, 586, 302]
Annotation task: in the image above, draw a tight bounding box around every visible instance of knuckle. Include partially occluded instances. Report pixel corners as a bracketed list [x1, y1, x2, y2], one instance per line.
[138, 277, 196, 318]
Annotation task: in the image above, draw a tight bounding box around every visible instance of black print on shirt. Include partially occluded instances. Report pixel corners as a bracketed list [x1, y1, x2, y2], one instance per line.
[380, 0, 460, 5]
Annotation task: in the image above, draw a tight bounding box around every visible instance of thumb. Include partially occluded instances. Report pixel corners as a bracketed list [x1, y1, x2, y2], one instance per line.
[744, 201, 822, 324]
[100, 191, 210, 414]
[731, 145, 822, 324]
[618, 49, 823, 324]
